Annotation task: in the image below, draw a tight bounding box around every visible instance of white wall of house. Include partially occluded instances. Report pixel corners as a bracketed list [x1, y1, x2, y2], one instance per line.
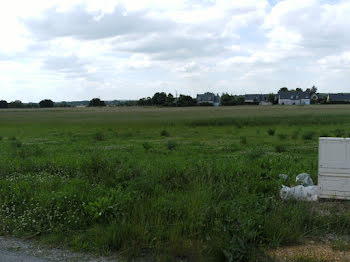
[279, 98, 310, 105]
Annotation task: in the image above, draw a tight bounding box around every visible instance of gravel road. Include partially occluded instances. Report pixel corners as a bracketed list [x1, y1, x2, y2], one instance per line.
[0, 236, 119, 262]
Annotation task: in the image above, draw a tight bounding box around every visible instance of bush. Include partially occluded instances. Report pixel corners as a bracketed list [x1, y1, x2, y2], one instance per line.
[160, 130, 170, 137]
[302, 131, 315, 140]
[94, 131, 105, 141]
[9, 136, 17, 141]
[0, 136, 2, 141]
[240, 136, 247, 145]
[167, 140, 177, 150]
[275, 144, 287, 153]
[334, 129, 345, 138]
[142, 142, 152, 152]
[11, 140, 22, 148]
[278, 133, 288, 140]
[267, 128, 275, 136]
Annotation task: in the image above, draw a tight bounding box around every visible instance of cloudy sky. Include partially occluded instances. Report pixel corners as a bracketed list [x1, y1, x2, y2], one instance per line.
[1, 0, 350, 102]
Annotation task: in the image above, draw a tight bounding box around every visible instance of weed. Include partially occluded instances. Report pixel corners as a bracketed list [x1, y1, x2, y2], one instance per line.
[167, 140, 177, 150]
[160, 130, 170, 137]
[331, 239, 350, 251]
[275, 144, 287, 153]
[302, 131, 315, 140]
[334, 129, 345, 137]
[142, 142, 152, 152]
[93, 131, 105, 141]
[278, 133, 288, 140]
[240, 136, 247, 145]
[267, 128, 275, 136]
[291, 130, 300, 140]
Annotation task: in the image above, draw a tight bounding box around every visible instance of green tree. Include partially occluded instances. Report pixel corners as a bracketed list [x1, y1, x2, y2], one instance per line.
[88, 98, 106, 107]
[166, 93, 175, 106]
[220, 93, 236, 106]
[151, 92, 167, 106]
[39, 99, 54, 108]
[0, 100, 8, 108]
[9, 100, 23, 108]
[278, 87, 288, 93]
[177, 95, 196, 107]
[268, 93, 276, 104]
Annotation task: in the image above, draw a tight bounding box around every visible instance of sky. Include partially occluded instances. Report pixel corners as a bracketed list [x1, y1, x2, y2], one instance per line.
[1, 0, 350, 102]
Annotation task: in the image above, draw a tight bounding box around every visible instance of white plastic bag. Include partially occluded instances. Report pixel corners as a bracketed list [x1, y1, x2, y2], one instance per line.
[280, 185, 318, 202]
[296, 173, 314, 187]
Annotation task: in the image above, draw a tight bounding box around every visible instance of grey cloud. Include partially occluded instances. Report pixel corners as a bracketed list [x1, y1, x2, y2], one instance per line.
[43, 55, 89, 76]
[23, 5, 176, 40]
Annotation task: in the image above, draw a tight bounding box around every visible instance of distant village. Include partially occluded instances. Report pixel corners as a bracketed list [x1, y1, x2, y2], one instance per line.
[1, 87, 350, 108]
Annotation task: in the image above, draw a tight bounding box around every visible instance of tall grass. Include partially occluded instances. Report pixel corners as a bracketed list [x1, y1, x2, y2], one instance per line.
[0, 106, 350, 261]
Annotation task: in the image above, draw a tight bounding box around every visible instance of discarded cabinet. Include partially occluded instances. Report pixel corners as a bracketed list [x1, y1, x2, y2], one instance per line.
[318, 137, 350, 199]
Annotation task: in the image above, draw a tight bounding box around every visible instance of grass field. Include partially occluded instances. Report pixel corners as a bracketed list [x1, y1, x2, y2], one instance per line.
[1, 105, 350, 261]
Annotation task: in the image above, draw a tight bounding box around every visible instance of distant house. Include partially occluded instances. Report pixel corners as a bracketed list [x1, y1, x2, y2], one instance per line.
[196, 92, 220, 106]
[278, 91, 311, 105]
[244, 94, 274, 105]
[327, 93, 350, 104]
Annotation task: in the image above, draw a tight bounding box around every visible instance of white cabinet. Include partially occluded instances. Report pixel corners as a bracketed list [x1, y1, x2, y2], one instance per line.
[319, 138, 350, 199]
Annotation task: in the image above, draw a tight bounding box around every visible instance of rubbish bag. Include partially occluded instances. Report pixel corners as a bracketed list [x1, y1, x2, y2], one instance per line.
[280, 185, 318, 202]
[296, 173, 314, 187]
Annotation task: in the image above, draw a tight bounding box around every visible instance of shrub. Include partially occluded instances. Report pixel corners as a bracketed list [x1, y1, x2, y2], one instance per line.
[240, 136, 247, 145]
[11, 140, 22, 148]
[142, 142, 152, 152]
[167, 140, 177, 150]
[94, 131, 105, 141]
[278, 133, 288, 140]
[9, 136, 17, 141]
[267, 128, 275, 136]
[334, 129, 345, 138]
[302, 131, 315, 140]
[275, 144, 287, 153]
[160, 130, 170, 137]
[0, 136, 2, 141]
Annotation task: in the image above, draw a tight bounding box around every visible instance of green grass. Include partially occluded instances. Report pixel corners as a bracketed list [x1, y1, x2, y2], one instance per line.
[1, 105, 350, 261]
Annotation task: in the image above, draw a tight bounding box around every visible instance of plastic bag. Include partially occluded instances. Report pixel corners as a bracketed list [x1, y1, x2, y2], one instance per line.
[280, 185, 318, 202]
[296, 173, 314, 187]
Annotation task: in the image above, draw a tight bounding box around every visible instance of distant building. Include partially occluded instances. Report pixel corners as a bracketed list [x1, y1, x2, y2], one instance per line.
[244, 94, 275, 105]
[327, 93, 350, 103]
[196, 92, 220, 106]
[278, 91, 311, 105]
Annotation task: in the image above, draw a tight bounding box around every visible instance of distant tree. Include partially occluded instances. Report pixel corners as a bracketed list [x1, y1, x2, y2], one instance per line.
[137, 97, 152, 106]
[39, 99, 54, 108]
[177, 95, 196, 107]
[88, 98, 106, 107]
[25, 103, 39, 108]
[220, 93, 236, 106]
[296, 88, 303, 92]
[268, 93, 277, 104]
[279, 87, 288, 93]
[9, 100, 23, 108]
[166, 93, 175, 106]
[151, 92, 167, 106]
[0, 100, 8, 108]
[310, 85, 317, 93]
[236, 96, 245, 105]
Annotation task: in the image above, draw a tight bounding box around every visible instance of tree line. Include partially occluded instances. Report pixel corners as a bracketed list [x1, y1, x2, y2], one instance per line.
[0, 86, 320, 108]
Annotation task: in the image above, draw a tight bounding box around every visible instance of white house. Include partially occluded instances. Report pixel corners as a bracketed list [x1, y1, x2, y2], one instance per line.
[278, 91, 311, 105]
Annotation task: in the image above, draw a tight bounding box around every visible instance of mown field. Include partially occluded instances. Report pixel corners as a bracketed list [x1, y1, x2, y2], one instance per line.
[1, 105, 350, 261]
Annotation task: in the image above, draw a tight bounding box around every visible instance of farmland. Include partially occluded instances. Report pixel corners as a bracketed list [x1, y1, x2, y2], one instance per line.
[1, 105, 350, 261]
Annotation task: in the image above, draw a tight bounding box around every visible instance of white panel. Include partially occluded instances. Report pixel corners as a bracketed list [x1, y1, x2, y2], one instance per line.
[318, 138, 350, 200]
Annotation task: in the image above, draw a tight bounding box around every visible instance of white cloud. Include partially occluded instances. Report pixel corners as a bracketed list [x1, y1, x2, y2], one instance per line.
[1, 0, 350, 101]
